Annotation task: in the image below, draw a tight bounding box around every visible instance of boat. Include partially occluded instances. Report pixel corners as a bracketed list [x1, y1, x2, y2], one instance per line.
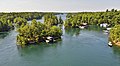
[106, 28, 111, 31]
[47, 36, 53, 40]
[108, 42, 112, 47]
[46, 36, 54, 43]
[46, 40, 50, 43]
[79, 26, 85, 29]
[103, 29, 110, 34]
[103, 30, 109, 33]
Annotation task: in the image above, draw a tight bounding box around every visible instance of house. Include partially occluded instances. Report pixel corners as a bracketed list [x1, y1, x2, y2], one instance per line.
[46, 36, 54, 43]
[100, 23, 108, 28]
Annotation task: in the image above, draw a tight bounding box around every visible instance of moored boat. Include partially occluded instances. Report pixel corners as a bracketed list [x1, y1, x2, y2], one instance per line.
[108, 42, 112, 47]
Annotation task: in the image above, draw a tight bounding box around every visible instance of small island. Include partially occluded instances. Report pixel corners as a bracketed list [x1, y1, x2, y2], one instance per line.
[16, 14, 63, 47]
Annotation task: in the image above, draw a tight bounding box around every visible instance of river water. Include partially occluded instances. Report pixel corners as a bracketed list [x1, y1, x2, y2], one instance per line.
[0, 14, 120, 66]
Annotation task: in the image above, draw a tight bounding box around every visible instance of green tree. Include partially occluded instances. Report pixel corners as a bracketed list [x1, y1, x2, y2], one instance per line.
[14, 17, 27, 27]
[59, 16, 63, 24]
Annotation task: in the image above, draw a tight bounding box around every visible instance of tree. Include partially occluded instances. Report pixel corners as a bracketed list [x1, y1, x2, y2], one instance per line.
[14, 17, 27, 27]
[49, 26, 62, 37]
[109, 25, 120, 45]
[44, 14, 59, 27]
[59, 16, 63, 24]
[17, 19, 62, 46]
[106, 9, 109, 12]
[111, 9, 115, 12]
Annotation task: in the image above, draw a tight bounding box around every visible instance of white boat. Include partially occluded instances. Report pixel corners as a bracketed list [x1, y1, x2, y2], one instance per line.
[46, 40, 50, 43]
[104, 30, 109, 33]
[107, 28, 111, 31]
[103, 30, 109, 34]
[82, 23, 87, 25]
[108, 42, 112, 47]
[47, 36, 53, 40]
[79, 26, 85, 29]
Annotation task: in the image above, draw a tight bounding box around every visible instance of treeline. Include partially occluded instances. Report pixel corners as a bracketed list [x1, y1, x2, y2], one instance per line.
[0, 12, 44, 32]
[0, 18, 14, 32]
[17, 14, 62, 46]
[0, 12, 64, 32]
[64, 9, 120, 28]
[0, 12, 44, 21]
[44, 14, 63, 27]
[0, 12, 63, 46]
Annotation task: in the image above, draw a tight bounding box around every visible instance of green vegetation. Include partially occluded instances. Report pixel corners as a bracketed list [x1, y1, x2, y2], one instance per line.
[0, 12, 62, 46]
[64, 9, 120, 46]
[58, 16, 63, 24]
[0, 12, 44, 32]
[14, 17, 27, 27]
[17, 19, 62, 46]
[0, 18, 14, 32]
[44, 14, 59, 27]
[64, 9, 120, 28]
[0, 12, 44, 21]
[109, 25, 120, 46]
[1, 10, 120, 47]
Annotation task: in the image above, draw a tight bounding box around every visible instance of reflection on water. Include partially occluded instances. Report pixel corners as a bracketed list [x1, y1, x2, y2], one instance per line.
[112, 46, 120, 59]
[87, 25, 102, 32]
[64, 25, 103, 37]
[17, 41, 62, 56]
[0, 33, 9, 39]
[65, 28, 80, 37]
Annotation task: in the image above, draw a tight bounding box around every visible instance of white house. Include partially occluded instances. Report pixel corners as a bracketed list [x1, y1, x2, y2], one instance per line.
[100, 23, 108, 28]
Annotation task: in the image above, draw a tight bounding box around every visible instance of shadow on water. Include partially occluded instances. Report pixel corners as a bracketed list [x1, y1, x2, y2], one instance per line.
[112, 46, 120, 59]
[65, 28, 80, 37]
[64, 25, 102, 37]
[86, 25, 103, 32]
[0, 32, 9, 39]
[17, 41, 62, 57]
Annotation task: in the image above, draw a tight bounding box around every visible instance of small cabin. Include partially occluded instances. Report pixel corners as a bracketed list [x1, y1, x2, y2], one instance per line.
[47, 36, 53, 40]
[100, 23, 108, 28]
[46, 36, 54, 43]
[79, 23, 88, 29]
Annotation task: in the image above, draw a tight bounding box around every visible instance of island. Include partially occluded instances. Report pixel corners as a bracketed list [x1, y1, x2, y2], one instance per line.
[16, 14, 63, 47]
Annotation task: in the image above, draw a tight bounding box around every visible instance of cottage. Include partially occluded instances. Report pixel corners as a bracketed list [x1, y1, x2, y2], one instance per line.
[46, 36, 54, 43]
[100, 23, 108, 28]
